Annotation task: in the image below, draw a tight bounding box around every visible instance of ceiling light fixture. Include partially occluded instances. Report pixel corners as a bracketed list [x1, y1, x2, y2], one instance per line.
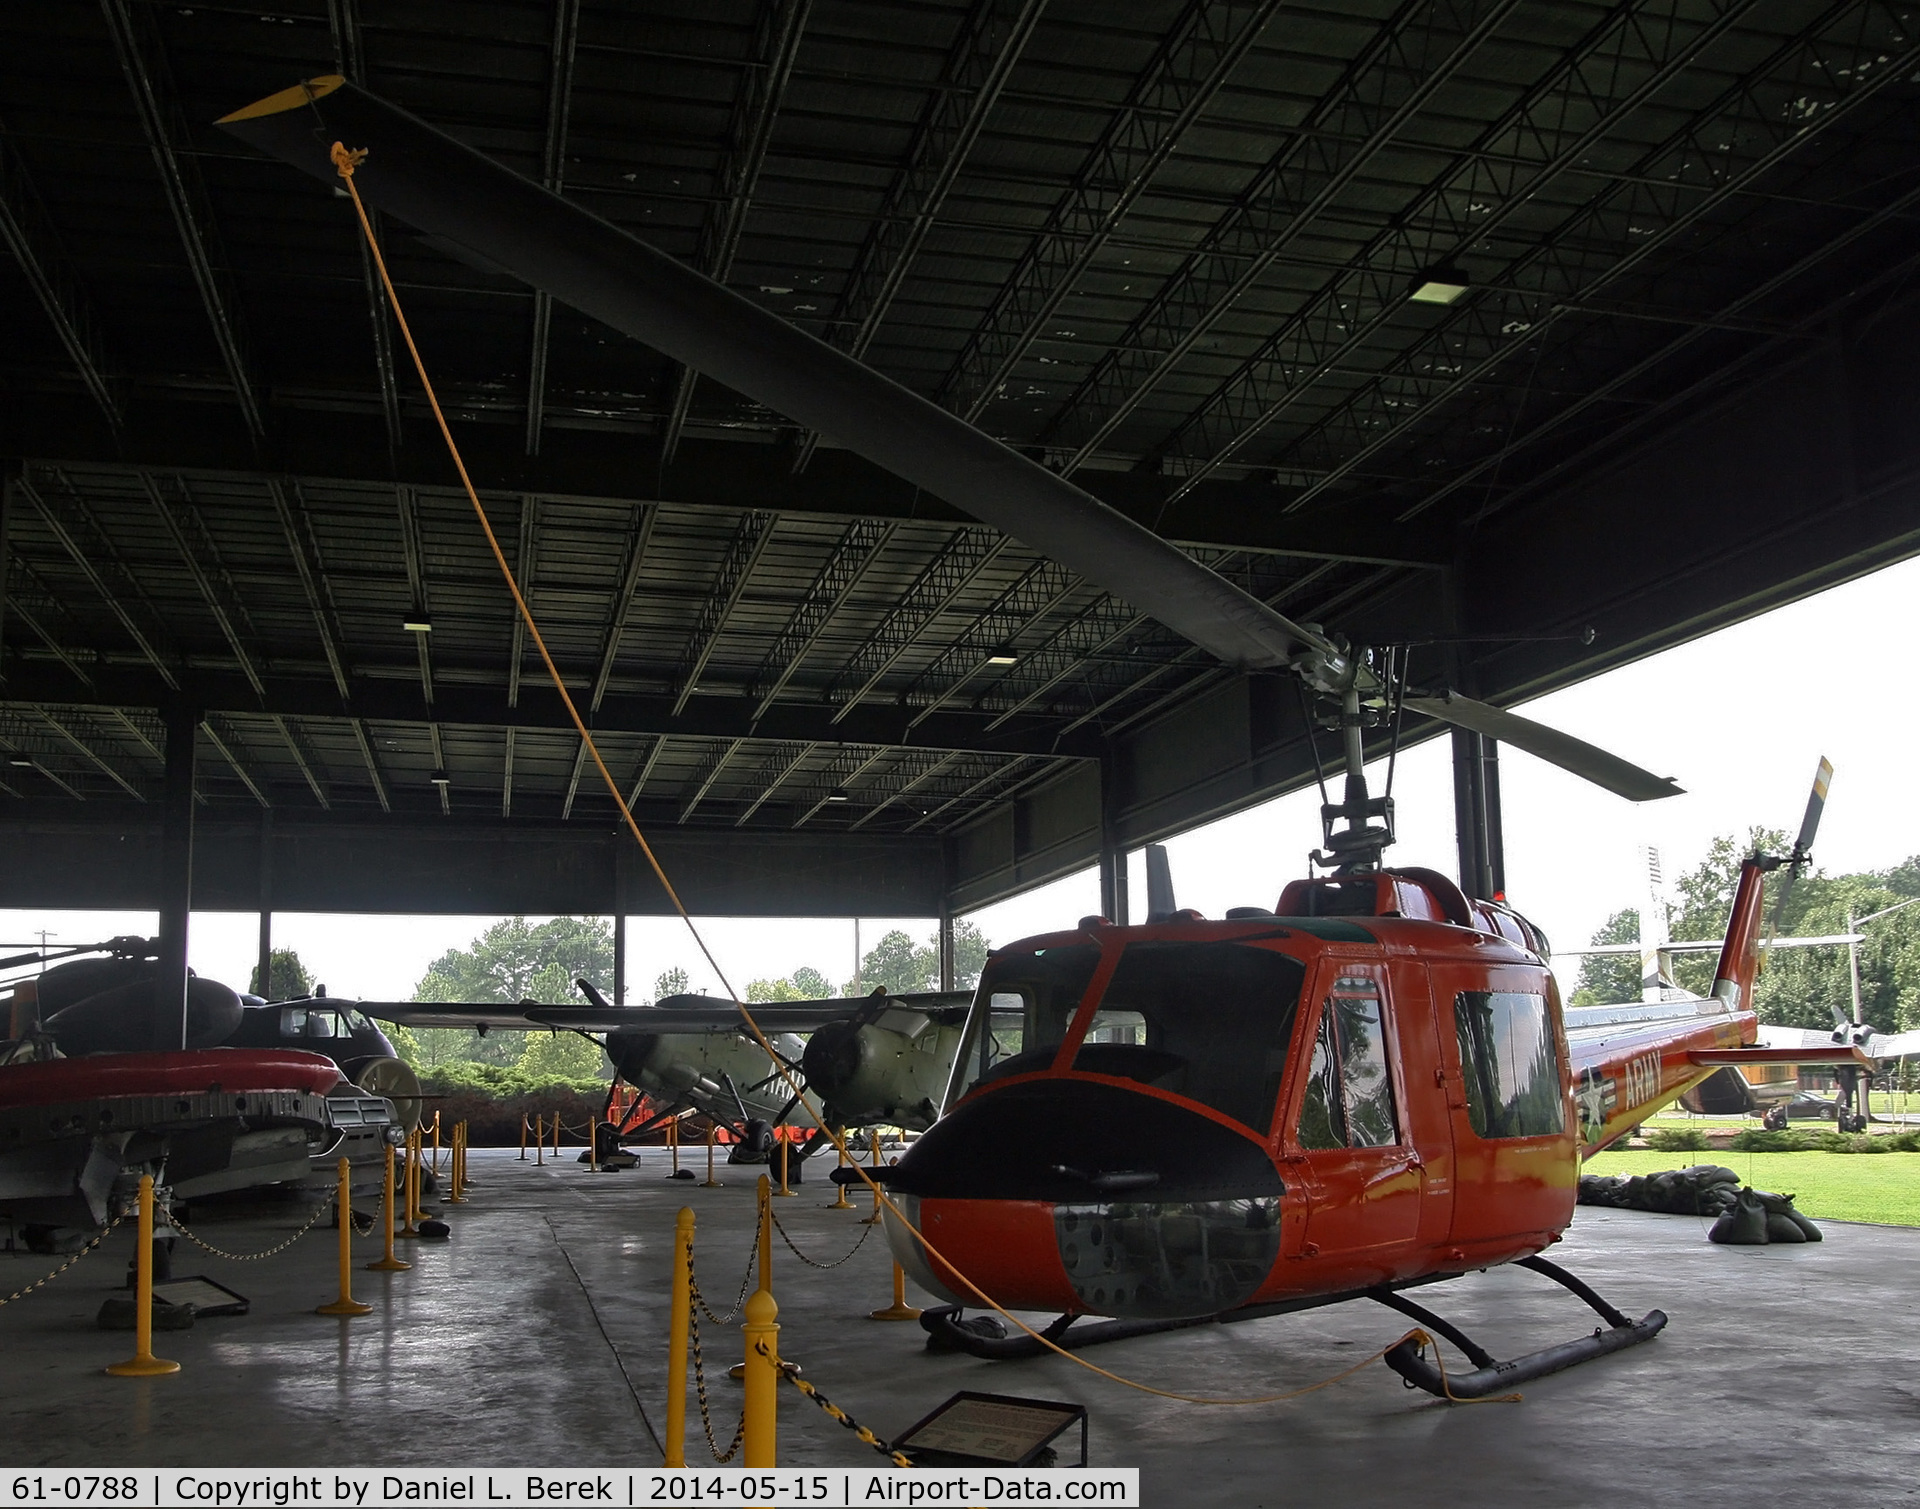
[402, 618, 433, 633]
[7, 758, 32, 769]
[824, 788, 850, 803]
[1409, 264, 1470, 305]
[429, 771, 451, 786]
[985, 648, 1019, 666]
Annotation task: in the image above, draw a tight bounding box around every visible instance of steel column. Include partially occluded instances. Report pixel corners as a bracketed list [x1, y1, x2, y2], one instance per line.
[1451, 726, 1504, 903]
[1098, 752, 1129, 924]
[255, 808, 271, 997]
[153, 708, 196, 1049]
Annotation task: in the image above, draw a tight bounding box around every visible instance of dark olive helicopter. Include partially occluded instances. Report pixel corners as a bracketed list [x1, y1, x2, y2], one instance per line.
[219, 80, 1868, 1396]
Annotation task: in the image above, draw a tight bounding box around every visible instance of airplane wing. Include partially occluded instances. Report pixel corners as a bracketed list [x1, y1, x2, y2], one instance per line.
[351, 989, 973, 1037]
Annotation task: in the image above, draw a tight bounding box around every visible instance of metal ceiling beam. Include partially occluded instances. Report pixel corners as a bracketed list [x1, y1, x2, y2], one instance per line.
[659, 0, 812, 466]
[587, 503, 657, 712]
[270, 713, 330, 808]
[141, 472, 268, 699]
[678, 736, 745, 822]
[200, 715, 269, 808]
[732, 740, 813, 825]
[1401, 179, 1920, 526]
[824, 527, 1004, 719]
[791, 746, 890, 829]
[1165, 0, 1914, 509]
[393, 485, 435, 706]
[626, 734, 669, 808]
[747, 518, 893, 719]
[671, 512, 776, 716]
[350, 718, 390, 813]
[31, 707, 145, 801]
[507, 495, 539, 709]
[791, 0, 1046, 470]
[0, 115, 120, 433]
[905, 754, 1040, 832]
[901, 555, 1078, 727]
[7, 557, 100, 690]
[20, 473, 178, 689]
[526, 0, 581, 457]
[849, 750, 958, 830]
[1040, 0, 1526, 468]
[98, 0, 263, 440]
[501, 728, 516, 817]
[937, 0, 1280, 422]
[560, 736, 589, 820]
[265, 478, 351, 703]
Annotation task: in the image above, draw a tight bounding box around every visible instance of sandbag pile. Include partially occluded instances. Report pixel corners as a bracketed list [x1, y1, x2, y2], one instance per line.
[1576, 1163, 1823, 1244]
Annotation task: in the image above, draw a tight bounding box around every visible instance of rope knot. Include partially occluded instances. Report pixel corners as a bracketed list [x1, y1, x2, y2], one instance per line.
[330, 141, 367, 177]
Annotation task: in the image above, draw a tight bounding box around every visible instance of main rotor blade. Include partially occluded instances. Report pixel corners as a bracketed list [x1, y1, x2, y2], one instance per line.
[1403, 692, 1683, 802]
[218, 78, 1328, 675]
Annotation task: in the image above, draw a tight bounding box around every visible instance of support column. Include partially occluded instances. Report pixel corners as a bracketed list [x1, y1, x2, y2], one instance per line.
[0, 462, 15, 685]
[255, 809, 273, 999]
[1451, 727, 1505, 903]
[1097, 751, 1129, 925]
[153, 710, 197, 1050]
[613, 836, 628, 1005]
[937, 905, 955, 992]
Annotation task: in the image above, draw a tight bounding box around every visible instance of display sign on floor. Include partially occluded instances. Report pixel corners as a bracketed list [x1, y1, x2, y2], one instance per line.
[2, 1471, 1141, 1507]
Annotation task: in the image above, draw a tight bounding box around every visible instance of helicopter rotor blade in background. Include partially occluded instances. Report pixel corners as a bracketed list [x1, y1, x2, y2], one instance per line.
[216, 78, 1331, 678]
[1764, 756, 1833, 991]
[1402, 692, 1684, 803]
[1144, 844, 1177, 919]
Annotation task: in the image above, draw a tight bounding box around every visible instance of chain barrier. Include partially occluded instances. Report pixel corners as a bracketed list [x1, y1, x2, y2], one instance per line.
[168, 1198, 331, 1262]
[686, 1231, 756, 1326]
[685, 1273, 746, 1463]
[757, 1342, 911, 1467]
[1, 1214, 123, 1307]
[769, 1209, 875, 1270]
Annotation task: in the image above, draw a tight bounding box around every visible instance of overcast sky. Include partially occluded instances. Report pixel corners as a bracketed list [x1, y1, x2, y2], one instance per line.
[5, 553, 1913, 1003]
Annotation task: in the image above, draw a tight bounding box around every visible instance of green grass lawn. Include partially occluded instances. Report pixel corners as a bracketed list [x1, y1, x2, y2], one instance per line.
[1584, 1148, 1920, 1227]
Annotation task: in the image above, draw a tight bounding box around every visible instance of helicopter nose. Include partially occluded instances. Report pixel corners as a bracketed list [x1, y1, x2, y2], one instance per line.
[883, 1077, 1283, 1319]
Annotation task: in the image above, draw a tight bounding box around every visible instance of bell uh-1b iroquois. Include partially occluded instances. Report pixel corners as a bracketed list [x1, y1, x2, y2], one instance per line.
[218, 79, 1872, 1393]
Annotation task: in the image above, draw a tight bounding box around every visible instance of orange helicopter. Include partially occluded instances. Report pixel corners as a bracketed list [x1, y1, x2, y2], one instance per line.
[216, 81, 1871, 1399]
[866, 764, 1864, 1397]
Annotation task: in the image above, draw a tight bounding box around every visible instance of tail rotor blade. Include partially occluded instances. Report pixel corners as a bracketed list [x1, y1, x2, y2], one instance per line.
[1403, 693, 1683, 802]
[1765, 757, 1834, 960]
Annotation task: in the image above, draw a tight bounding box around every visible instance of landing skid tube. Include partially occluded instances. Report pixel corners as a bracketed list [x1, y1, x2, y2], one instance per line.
[1376, 1256, 1666, 1400]
[918, 1257, 1664, 1399]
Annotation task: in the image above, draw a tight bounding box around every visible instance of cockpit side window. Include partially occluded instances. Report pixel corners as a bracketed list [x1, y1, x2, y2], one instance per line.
[1067, 942, 1307, 1134]
[947, 945, 1102, 1104]
[1296, 979, 1400, 1150]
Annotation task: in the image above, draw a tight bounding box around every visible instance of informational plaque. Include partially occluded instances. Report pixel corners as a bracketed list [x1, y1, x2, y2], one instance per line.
[893, 1391, 1088, 1467]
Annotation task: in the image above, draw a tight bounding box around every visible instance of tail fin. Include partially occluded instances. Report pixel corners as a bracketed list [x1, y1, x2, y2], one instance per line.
[1145, 844, 1177, 920]
[1709, 854, 1778, 1013]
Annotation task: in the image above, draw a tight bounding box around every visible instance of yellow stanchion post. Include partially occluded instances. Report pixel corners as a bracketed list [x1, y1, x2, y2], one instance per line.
[860, 1131, 884, 1225]
[431, 1110, 442, 1177]
[536, 1113, 545, 1167]
[664, 1208, 694, 1467]
[702, 1121, 721, 1188]
[589, 1109, 598, 1173]
[106, 1174, 179, 1377]
[551, 1111, 561, 1159]
[827, 1140, 851, 1209]
[741, 1287, 780, 1468]
[729, 1176, 777, 1382]
[317, 1157, 373, 1316]
[447, 1122, 467, 1204]
[668, 1116, 680, 1178]
[773, 1137, 796, 1197]
[398, 1129, 420, 1239]
[519, 1113, 529, 1160]
[869, 1262, 921, 1323]
[367, 1143, 410, 1271]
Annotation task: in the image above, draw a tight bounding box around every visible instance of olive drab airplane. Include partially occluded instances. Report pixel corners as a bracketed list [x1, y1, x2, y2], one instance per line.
[221, 79, 1867, 1395]
[349, 984, 974, 1161]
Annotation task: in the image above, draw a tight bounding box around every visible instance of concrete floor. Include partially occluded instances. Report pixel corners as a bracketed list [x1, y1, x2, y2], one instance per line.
[3, 1147, 1917, 1505]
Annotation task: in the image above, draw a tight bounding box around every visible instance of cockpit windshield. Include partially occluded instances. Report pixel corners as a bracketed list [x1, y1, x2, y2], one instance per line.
[1070, 942, 1307, 1134]
[944, 944, 1101, 1107]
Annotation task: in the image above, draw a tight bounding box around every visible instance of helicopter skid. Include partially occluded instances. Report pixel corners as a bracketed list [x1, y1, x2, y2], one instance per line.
[1377, 1256, 1667, 1400]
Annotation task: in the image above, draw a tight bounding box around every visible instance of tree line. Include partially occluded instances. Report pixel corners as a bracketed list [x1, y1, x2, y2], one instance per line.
[1571, 830, 1920, 1033]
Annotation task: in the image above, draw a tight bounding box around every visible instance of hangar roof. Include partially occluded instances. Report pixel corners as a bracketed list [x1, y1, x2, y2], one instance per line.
[1, 0, 1918, 912]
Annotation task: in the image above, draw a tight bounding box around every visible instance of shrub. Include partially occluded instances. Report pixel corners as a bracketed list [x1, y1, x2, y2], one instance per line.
[1646, 1128, 1711, 1152]
[1883, 1131, 1920, 1152]
[1728, 1128, 1812, 1152]
[417, 1063, 609, 1147]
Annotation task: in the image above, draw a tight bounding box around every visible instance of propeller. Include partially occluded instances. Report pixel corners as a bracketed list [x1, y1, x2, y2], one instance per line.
[217, 77, 1682, 850]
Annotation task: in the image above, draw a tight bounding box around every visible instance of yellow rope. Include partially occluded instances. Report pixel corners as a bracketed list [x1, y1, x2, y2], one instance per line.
[328, 135, 1507, 1409]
